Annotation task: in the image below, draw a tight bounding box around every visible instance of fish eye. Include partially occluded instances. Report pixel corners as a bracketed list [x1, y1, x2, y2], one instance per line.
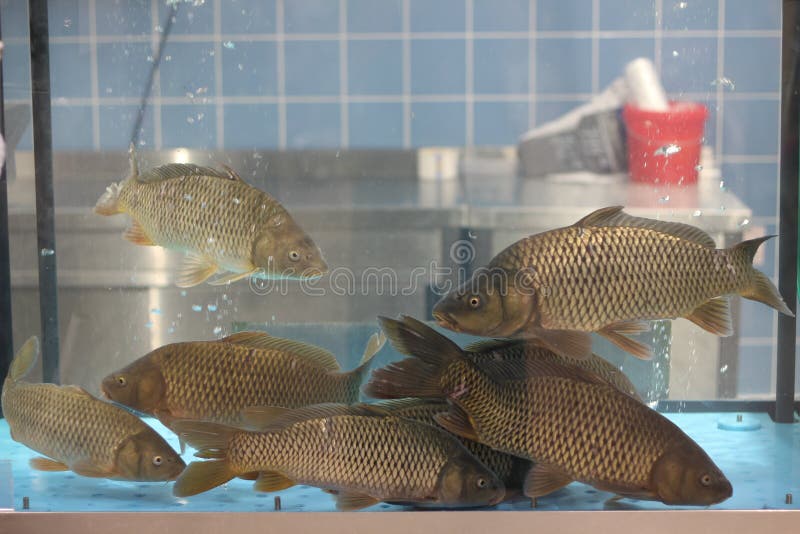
[152, 456, 163, 466]
[700, 474, 712, 486]
[469, 296, 481, 309]
[476, 477, 487, 489]
[288, 250, 300, 261]
[116, 376, 127, 386]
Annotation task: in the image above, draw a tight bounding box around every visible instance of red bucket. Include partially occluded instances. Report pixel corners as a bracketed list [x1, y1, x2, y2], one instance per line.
[622, 102, 708, 185]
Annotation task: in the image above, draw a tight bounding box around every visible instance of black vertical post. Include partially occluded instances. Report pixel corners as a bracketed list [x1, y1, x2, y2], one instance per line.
[776, 0, 800, 423]
[0, 9, 14, 413]
[28, 0, 59, 383]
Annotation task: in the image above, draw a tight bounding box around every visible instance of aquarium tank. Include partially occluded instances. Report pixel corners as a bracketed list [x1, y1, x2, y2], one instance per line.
[0, 0, 798, 532]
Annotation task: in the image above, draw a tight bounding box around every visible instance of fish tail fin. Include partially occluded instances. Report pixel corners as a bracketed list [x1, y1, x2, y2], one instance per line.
[7, 336, 39, 384]
[93, 182, 123, 215]
[346, 331, 387, 380]
[363, 316, 463, 400]
[733, 236, 794, 316]
[173, 460, 237, 497]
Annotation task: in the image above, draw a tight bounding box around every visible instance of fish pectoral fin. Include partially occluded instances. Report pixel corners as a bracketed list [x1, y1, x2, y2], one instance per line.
[29, 457, 69, 472]
[177, 253, 219, 288]
[597, 326, 652, 360]
[239, 405, 292, 431]
[254, 471, 296, 492]
[173, 460, 236, 498]
[523, 463, 573, 498]
[238, 471, 260, 481]
[527, 328, 593, 361]
[685, 297, 733, 337]
[208, 270, 255, 286]
[71, 459, 116, 478]
[8, 336, 39, 383]
[334, 492, 381, 511]
[123, 219, 156, 246]
[434, 405, 480, 441]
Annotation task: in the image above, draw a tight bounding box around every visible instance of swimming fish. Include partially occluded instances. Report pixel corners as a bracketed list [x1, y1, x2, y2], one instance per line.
[369, 398, 531, 495]
[433, 206, 792, 360]
[95, 144, 327, 287]
[366, 316, 733, 506]
[101, 331, 385, 430]
[2, 337, 184, 481]
[171, 403, 505, 510]
[465, 338, 641, 401]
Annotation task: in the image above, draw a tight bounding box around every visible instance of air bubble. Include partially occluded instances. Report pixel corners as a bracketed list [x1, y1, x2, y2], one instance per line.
[654, 144, 681, 157]
[213, 326, 223, 335]
[739, 218, 750, 227]
[223, 41, 235, 49]
[658, 195, 670, 204]
[144, 321, 153, 329]
[150, 308, 162, 315]
[672, 50, 679, 57]
[207, 304, 218, 312]
[692, 210, 702, 217]
[712, 77, 735, 91]
[183, 194, 192, 201]
[192, 304, 202, 312]
[180, 290, 187, 297]
[40, 248, 54, 256]
[63, 18, 72, 28]
[720, 364, 729, 373]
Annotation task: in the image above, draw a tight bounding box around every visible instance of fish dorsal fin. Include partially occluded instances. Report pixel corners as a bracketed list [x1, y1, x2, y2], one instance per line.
[128, 142, 139, 178]
[221, 334, 340, 372]
[481, 356, 608, 388]
[370, 398, 442, 413]
[574, 206, 716, 248]
[136, 163, 235, 183]
[8, 336, 39, 383]
[62, 384, 93, 397]
[464, 338, 524, 354]
[220, 163, 245, 182]
[242, 403, 381, 433]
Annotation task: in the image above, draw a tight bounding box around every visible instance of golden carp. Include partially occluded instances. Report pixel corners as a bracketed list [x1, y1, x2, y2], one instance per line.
[101, 331, 385, 430]
[2, 337, 184, 481]
[369, 398, 531, 495]
[366, 317, 733, 506]
[171, 403, 505, 510]
[433, 206, 792, 360]
[94, 145, 327, 287]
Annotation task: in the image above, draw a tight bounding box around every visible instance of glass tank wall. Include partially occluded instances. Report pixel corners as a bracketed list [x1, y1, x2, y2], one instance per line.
[0, 0, 798, 526]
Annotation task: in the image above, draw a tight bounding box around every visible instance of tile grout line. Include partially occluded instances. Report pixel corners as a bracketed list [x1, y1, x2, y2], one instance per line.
[276, 0, 287, 149]
[654, 0, 663, 73]
[339, 0, 348, 148]
[88, 0, 100, 150]
[465, 0, 474, 147]
[528, 0, 537, 128]
[213, 0, 224, 149]
[591, 0, 599, 93]
[715, 0, 725, 164]
[151, 0, 162, 150]
[402, 0, 411, 148]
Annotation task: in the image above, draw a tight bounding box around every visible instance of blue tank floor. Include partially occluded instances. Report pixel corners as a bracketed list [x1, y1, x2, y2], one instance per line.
[1, 412, 798, 512]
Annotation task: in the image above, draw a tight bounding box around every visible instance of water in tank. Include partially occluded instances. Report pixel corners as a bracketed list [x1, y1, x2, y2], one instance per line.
[0, 0, 797, 520]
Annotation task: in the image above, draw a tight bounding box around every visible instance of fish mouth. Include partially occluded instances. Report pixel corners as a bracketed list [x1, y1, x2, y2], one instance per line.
[99, 381, 111, 400]
[432, 311, 459, 332]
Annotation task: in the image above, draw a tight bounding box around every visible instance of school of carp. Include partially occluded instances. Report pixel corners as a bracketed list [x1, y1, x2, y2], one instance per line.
[3, 151, 793, 510]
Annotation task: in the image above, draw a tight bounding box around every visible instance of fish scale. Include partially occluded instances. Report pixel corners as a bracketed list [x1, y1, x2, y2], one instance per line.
[3, 383, 155, 470]
[491, 226, 743, 330]
[228, 415, 450, 499]
[439, 362, 671, 489]
[159, 343, 360, 424]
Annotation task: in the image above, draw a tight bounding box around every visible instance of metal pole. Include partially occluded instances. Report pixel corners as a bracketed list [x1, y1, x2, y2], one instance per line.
[0, 8, 14, 413]
[28, 0, 60, 383]
[776, 0, 800, 423]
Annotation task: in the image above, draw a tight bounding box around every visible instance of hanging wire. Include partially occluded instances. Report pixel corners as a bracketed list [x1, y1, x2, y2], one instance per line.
[130, 2, 179, 147]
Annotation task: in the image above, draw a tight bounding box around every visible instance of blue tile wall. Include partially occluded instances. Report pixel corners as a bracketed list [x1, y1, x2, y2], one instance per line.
[348, 40, 403, 95]
[96, 42, 152, 98]
[158, 1, 214, 35]
[474, 102, 528, 145]
[535, 100, 584, 125]
[536, 38, 592, 94]
[722, 100, 779, 156]
[99, 105, 154, 150]
[720, 163, 779, 218]
[286, 103, 340, 148]
[50, 44, 92, 99]
[410, 102, 465, 146]
[737, 345, 773, 397]
[51, 105, 93, 149]
[221, 0, 276, 34]
[347, 0, 402, 33]
[48, 0, 89, 37]
[159, 42, 217, 97]
[660, 38, 717, 94]
[284, 0, 339, 34]
[224, 104, 279, 149]
[348, 103, 403, 147]
[0, 0, 28, 38]
[411, 39, 466, 94]
[473, 0, 528, 32]
[161, 104, 216, 148]
[662, 0, 717, 31]
[410, 0, 465, 32]
[725, 0, 781, 30]
[537, 0, 592, 31]
[599, 38, 656, 87]
[2, 42, 32, 100]
[723, 38, 781, 93]
[284, 41, 340, 96]
[95, 0, 150, 36]
[598, 0, 655, 31]
[474, 39, 528, 94]
[221, 42, 278, 96]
